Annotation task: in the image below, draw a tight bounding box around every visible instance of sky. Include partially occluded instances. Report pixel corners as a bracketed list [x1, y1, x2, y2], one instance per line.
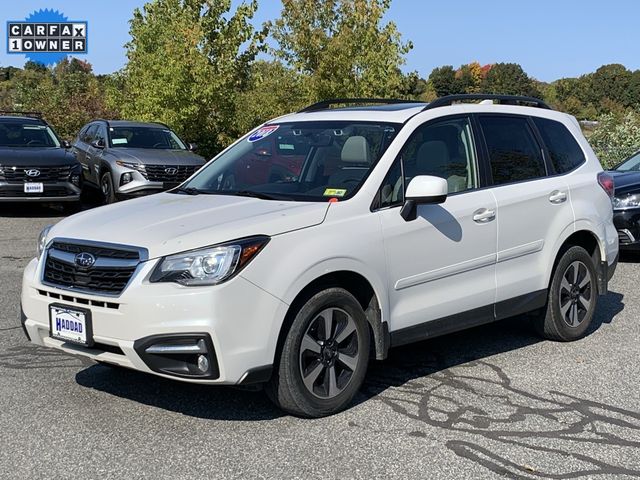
[1, 0, 639, 82]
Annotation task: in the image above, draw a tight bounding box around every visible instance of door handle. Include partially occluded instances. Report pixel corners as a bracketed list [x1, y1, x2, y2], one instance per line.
[549, 190, 567, 204]
[473, 208, 496, 223]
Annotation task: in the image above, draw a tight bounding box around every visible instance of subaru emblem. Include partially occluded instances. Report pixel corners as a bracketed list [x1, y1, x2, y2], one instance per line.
[164, 167, 178, 175]
[74, 252, 96, 268]
[25, 169, 41, 177]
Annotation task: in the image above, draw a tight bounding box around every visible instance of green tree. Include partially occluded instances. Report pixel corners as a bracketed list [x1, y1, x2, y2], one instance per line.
[11, 58, 113, 139]
[233, 60, 306, 134]
[428, 65, 461, 97]
[270, 0, 412, 101]
[589, 111, 640, 168]
[589, 64, 631, 108]
[123, 0, 266, 157]
[481, 63, 541, 98]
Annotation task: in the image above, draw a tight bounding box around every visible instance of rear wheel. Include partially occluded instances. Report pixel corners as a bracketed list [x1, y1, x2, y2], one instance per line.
[100, 171, 116, 204]
[534, 246, 598, 341]
[266, 288, 370, 417]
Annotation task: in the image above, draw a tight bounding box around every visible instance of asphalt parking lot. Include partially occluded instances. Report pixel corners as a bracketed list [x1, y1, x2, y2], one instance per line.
[1, 203, 639, 480]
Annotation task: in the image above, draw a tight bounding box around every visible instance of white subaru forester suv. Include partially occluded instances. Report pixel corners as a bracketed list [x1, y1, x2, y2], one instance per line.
[21, 95, 618, 417]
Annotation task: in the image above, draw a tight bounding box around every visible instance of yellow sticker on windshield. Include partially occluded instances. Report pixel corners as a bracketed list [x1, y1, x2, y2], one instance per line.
[323, 188, 347, 197]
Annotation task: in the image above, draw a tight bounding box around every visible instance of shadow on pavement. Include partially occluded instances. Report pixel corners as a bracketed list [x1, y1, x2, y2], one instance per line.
[75, 364, 285, 421]
[73, 291, 624, 425]
[0, 196, 102, 218]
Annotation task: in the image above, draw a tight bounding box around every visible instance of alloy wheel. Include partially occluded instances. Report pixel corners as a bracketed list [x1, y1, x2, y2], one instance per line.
[298, 307, 360, 399]
[101, 176, 110, 198]
[558, 260, 593, 328]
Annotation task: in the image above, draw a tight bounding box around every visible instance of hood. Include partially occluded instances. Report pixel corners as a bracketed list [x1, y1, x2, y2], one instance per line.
[109, 148, 205, 165]
[49, 193, 330, 259]
[608, 170, 640, 194]
[0, 147, 76, 166]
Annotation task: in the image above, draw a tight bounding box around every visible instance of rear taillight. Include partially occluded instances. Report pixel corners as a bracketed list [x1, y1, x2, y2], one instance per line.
[597, 171, 614, 199]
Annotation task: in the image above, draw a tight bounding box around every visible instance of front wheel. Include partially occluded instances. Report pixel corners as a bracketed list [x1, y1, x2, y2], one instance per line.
[534, 246, 598, 341]
[266, 288, 370, 417]
[100, 171, 116, 204]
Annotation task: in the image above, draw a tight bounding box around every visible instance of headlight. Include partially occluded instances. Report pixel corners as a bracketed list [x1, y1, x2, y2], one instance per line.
[116, 160, 145, 172]
[149, 236, 269, 286]
[613, 193, 640, 210]
[37, 225, 53, 259]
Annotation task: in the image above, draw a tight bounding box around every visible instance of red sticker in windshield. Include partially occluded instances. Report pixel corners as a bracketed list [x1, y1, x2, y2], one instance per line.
[248, 125, 279, 143]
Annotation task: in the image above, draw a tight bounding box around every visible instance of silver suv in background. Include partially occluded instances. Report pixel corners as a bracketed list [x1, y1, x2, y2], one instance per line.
[73, 120, 205, 203]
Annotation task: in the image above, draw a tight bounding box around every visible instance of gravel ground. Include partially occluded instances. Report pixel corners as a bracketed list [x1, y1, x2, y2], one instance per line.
[1, 203, 639, 480]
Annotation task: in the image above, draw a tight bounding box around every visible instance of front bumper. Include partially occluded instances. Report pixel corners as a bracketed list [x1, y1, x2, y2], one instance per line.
[613, 207, 640, 249]
[0, 181, 80, 202]
[21, 257, 288, 384]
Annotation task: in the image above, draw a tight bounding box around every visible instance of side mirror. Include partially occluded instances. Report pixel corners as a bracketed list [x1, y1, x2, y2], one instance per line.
[188, 143, 198, 151]
[61, 140, 71, 148]
[91, 138, 105, 149]
[400, 175, 448, 221]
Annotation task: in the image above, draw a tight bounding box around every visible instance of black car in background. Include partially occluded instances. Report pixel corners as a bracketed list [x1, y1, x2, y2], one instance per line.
[609, 150, 640, 249]
[0, 112, 81, 206]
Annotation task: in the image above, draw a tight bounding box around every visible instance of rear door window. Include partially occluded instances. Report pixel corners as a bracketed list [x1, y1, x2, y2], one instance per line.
[532, 117, 585, 174]
[479, 115, 546, 185]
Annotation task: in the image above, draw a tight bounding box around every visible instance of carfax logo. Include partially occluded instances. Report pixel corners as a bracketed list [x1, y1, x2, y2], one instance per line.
[6, 9, 87, 65]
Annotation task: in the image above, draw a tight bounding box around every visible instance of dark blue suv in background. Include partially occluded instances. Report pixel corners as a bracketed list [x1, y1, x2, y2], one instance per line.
[0, 112, 81, 207]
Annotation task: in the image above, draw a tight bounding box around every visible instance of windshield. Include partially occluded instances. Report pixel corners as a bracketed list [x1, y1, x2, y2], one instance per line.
[615, 152, 640, 172]
[109, 126, 187, 149]
[0, 122, 60, 148]
[179, 121, 399, 202]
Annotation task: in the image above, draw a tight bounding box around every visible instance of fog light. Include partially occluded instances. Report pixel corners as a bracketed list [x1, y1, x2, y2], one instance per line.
[120, 172, 133, 186]
[197, 354, 209, 373]
[134, 334, 219, 379]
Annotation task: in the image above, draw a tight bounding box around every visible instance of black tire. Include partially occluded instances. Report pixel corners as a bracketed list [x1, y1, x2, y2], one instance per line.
[534, 246, 598, 341]
[266, 288, 370, 418]
[100, 171, 116, 204]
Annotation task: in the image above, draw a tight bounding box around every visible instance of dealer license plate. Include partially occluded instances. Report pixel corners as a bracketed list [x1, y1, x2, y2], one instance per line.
[24, 182, 44, 193]
[49, 304, 93, 346]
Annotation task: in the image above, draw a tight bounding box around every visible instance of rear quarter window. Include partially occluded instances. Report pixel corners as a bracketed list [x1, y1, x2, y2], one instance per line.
[533, 117, 585, 174]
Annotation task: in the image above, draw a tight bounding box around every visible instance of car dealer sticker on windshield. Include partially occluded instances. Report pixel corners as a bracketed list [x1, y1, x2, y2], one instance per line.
[248, 125, 279, 142]
[323, 188, 347, 197]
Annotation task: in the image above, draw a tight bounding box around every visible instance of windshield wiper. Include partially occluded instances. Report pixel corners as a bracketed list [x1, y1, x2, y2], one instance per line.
[174, 186, 204, 195]
[231, 190, 282, 200]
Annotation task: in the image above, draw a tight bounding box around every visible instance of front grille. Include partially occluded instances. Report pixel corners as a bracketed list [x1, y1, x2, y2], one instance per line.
[50, 241, 139, 260]
[143, 164, 198, 183]
[0, 186, 72, 197]
[43, 242, 143, 295]
[1, 165, 71, 182]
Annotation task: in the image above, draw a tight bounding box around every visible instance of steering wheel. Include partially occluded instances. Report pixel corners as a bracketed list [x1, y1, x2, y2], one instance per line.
[152, 142, 164, 148]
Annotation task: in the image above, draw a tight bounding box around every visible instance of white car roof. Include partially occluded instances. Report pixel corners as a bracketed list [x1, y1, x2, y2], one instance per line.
[271, 103, 427, 124]
[269, 100, 572, 126]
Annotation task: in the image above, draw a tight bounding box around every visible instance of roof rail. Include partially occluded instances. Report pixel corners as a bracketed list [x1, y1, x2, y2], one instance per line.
[0, 110, 44, 119]
[423, 94, 551, 111]
[298, 98, 422, 113]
